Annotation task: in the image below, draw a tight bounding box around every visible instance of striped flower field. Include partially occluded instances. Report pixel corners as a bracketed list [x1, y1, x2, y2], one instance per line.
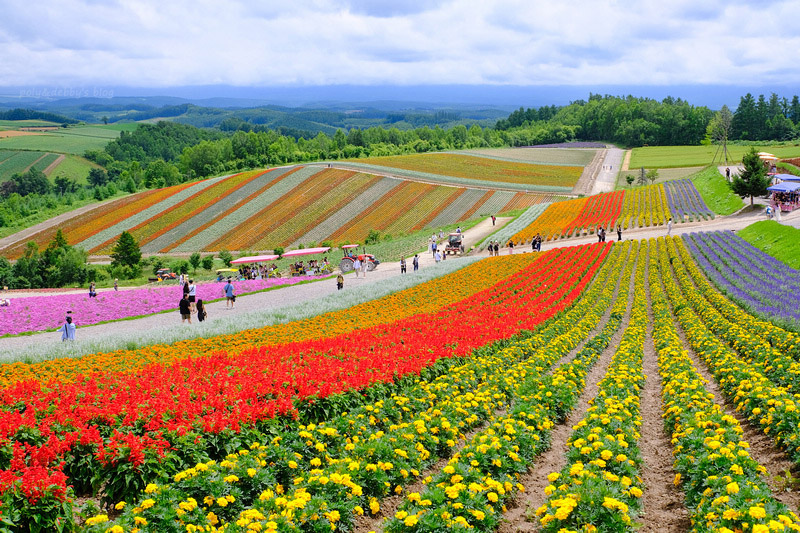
[509, 180, 709, 244]
[0, 166, 553, 258]
[6, 231, 800, 532]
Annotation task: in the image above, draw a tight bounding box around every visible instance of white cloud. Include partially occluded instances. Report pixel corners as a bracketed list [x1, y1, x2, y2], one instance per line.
[0, 0, 798, 88]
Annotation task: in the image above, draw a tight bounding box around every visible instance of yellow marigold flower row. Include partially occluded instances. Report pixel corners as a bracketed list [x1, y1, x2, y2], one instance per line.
[539, 242, 647, 533]
[651, 237, 800, 532]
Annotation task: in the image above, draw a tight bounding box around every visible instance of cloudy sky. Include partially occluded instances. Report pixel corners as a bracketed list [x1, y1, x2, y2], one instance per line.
[1, 0, 798, 90]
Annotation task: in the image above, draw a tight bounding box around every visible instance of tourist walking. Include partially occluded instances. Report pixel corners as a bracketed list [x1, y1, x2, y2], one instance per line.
[223, 278, 235, 308]
[187, 279, 197, 313]
[361, 257, 368, 277]
[434, 250, 442, 263]
[179, 295, 191, 324]
[336, 273, 344, 290]
[196, 299, 207, 322]
[491, 215, 496, 226]
[667, 217, 673, 236]
[413, 254, 419, 271]
[353, 257, 361, 278]
[508, 240, 514, 254]
[88, 282, 97, 298]
[114, 278, 118, 291]
[400, 257, 406, 274]
[60, 315, 76, 341]
[534, 234, 542, 251]
[617, 225, 622, 241]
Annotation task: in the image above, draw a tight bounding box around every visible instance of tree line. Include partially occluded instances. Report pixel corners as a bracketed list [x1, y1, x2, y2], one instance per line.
[497, 93, 800, 147]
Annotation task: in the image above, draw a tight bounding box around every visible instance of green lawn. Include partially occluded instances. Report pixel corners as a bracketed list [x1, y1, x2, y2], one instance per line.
[630, 144, 800, 168]
[691, 166, 744, 215]
[616, 166, 705, 189]
[737, 220, 800, 270]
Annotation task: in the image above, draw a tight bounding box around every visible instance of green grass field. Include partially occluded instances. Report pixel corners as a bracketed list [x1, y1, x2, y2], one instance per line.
[0, 124, 123, 154]
[691, 166, 745, 215]
[738, 220, 800, 270]
[630, 144, 800, 168]
[48, 154, 100, 183]
[616, 166, 705, 189]
[0, 150, 50, 181]
[0, 119, 60, 128]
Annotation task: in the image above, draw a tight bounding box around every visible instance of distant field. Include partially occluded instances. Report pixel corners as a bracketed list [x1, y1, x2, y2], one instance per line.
[0, 124, 123, 154]
[0, 119, 61, 128]
[456, 147, 597, 166]
[0, 149, 97, 183]
[0, 150, 50, 181]
[0, 165, 555, 258]
[47, 154, 100, 183]
[630, 144, 800, 168]
[343, 153, 583, 190]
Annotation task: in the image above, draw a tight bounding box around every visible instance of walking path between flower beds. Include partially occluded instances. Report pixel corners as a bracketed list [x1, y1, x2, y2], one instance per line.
[591, 147, 625, 195]
[0, 217, 504, 353]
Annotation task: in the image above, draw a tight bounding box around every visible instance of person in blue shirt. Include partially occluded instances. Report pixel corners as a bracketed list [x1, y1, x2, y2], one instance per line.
[223, 278, 235, 309]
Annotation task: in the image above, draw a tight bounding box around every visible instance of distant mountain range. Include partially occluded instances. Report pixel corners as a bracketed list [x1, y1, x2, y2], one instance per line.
[1, 84, 798, 136]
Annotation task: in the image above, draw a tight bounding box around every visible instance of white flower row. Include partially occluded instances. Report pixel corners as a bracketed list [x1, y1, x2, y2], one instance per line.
[290, 176, 401, 246]
[427, 188, 488, 229]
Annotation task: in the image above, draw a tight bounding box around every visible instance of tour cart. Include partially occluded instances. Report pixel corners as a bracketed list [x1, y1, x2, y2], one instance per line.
[445, 233, 465, 255]
[339, 244, 380, 273]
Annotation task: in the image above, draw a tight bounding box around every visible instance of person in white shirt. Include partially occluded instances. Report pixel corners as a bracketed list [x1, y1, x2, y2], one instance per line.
[60, 316, 76, 341]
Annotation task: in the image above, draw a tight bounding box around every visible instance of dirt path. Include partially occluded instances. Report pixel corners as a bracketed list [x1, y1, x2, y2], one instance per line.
[638, 259, 691, 531]
[43, 154, 66, 175]
[572, 148, 606, 196]
[0, 217, 504, 353]
[621, 149, 632, 171]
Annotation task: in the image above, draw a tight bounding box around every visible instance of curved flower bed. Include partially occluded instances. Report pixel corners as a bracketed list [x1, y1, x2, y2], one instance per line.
[0, 277, 318, 336]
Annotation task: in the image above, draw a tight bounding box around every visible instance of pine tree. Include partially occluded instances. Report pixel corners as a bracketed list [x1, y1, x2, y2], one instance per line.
[730, 148, 771, 206]
[110, 231, 142, 268]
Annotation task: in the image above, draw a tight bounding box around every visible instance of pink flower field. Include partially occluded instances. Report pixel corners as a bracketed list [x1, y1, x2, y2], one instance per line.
[0, 277, 319, 336]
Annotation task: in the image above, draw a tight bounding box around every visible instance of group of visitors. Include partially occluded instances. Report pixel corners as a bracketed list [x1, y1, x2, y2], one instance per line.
[487, 241, 502, 256]
[179, 278, 207, 324]
[597, 227, 607, 242]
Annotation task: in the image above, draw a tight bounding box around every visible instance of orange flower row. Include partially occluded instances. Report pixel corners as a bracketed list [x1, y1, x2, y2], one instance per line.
[512, 197, 589, 243]
[0, 254, 541, 389]
[91, 171, 264, 254]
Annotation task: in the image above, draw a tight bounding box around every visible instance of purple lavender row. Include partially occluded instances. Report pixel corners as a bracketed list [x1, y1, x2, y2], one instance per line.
[664, 184, 683, 222]
[682, 179, 714, 218]
[714, 230, 800, 284]
[683, 232, 800, 328]
[693, 232, 794, 291]
[691, 231, 800, 297]
[684, 235, 799, 324]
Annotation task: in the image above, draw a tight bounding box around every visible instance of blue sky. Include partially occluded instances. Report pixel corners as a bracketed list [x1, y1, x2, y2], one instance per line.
[0, 0, 798, 90]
